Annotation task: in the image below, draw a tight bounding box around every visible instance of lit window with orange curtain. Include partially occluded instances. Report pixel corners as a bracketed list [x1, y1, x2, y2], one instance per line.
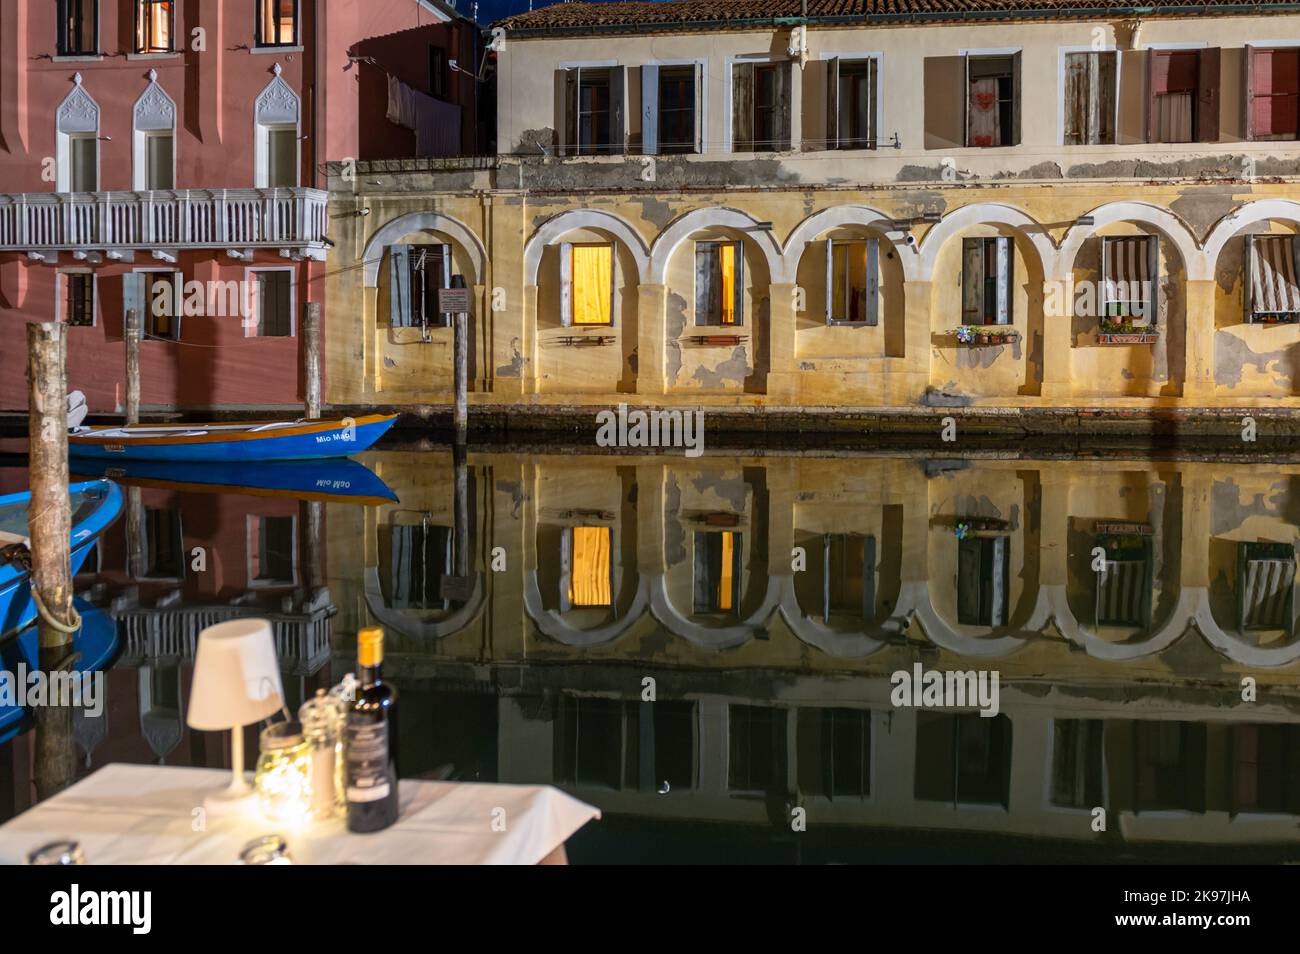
[695, 241, 743, 326]
[568, 527, 612, 607]
[571, 245, 613, 325]
[135, 0, 173, 53]
[258, 0, 298, 48]
[693, 530, 742, 615]
[719, 243, 737, 325]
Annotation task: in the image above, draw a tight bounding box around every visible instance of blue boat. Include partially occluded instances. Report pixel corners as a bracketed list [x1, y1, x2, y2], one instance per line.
[68, 413, 398, 463]
[0, 480, 124, 639]
[73, 457, 399, 506]
[0, 598, 120, 745]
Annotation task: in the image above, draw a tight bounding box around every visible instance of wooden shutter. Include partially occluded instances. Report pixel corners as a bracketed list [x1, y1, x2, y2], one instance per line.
[696, 244, 714, 325]
[170, 270, 184, 340]
[1146, 50, 1162, 143]
[731, 241, 745, 325]
[923, 56, 965, 149]
[732, 62, 754, 152]
[1101, 237, 1113, 317]
[694, 62, 705, 153]
[1245, 233, 1256, 321]
[1146, 235, 1161, 326]
[1245, 45, 1257, 140]
[438, 244, 452, 326]
[868, 58, 879, 147]
[641, 64, 659, 156]
[609, 66, 626, 155]
[824, 239, 835, 322]
[1011, 51, 1023, 146]
[1197, 48, 1221, 142]
[389, 244, 411, 328]
[560, 242, 573, 327]
[561, 68, 579, 155]
[962, 238, 985, 324]
[775, 62, 792, 151]
[1064, 52, 1087, 145]
[994, 237, 1012, 325]
[123, 271, 145, 334]
[559, 529, 573, 613]
[865, 238, 880, 326]
[825, 57, 840, 149]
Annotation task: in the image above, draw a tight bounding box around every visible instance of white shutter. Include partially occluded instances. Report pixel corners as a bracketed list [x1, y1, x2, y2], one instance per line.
[641, 64, 659, 156]
[824, 239, 835, 323]
[994, 237, 1011, 325]
[865, 239, 880, 326]
[560, 242, 573, 327]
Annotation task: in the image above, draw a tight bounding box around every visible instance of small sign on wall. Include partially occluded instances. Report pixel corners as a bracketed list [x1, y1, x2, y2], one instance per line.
[438, 287, 471, 314]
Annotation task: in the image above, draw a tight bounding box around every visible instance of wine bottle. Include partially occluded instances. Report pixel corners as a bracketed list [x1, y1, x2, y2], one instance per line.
[345, 627, 399, 833]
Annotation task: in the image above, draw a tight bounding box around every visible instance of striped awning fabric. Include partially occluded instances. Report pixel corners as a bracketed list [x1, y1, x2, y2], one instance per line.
[1241, 557, 1294, 629]
[1250, 236, 1300, 315]
[1104, 237, 1152, 322]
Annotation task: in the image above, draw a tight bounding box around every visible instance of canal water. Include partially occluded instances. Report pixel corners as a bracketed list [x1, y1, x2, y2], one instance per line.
[3, 446, 1300, 863]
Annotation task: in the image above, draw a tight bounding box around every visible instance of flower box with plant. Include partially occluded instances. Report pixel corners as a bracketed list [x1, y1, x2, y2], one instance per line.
[955, 325, 1019, 347]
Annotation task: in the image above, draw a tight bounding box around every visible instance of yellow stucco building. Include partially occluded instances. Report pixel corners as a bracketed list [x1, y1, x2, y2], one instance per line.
[324, 1, 1300, 425]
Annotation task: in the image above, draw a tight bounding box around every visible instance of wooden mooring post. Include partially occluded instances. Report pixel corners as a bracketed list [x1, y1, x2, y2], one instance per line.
[125, 307, 141, 425]
[27, 322, 78, 800]
[304, 302, 322, 420]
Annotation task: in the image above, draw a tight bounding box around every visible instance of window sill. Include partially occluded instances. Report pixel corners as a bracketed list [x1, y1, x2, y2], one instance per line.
[53, 54, 104, 62]
[128, 51, 181, 61]
[251, 45, 303, 55]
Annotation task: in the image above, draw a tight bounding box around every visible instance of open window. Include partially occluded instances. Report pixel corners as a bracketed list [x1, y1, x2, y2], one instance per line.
[559, 526, 613, 612]
[1063, 50, 1117, 145]
[61, 272, 95, 327]
[693, 530, 742, 616]
[825, 239, 880, 325]
[695, 241, 744, 326]
[560, 66, 626, 156]
[388, 244, 453, 330]
[1245, 235, 1300, 324]
[961, 237, 1012, 326]
[1050, 719, 1105, 809]
[57, 0, 98, 56]
[641, 64, 702, 155]
[825, 58, 878, 150]
[134, 0, 174, 54]
[1148, 48, 1219, 143]
[1101, 235, 1158, 330]
[1236, 541, 1296, 630]
[560, 243, 615, 327]
[966, 54, 1020, 148]
[1246, 46, 1300, 141]
[798, 707, 871, 799]
[125, 270, 183, 341]
[915, 712, 1012, 808]
[1094, 531, 1154, 629]
[732, 61, 792, 152]
[957, 533, 1009, 627]
[255, 0, 298, 48]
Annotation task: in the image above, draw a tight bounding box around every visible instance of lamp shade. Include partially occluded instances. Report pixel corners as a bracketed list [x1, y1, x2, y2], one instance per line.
[186, 619, 284, 731]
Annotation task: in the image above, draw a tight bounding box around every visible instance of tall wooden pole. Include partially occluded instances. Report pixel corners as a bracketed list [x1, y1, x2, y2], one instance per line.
[454, 310, 468, 445]
[304, 302, 322, 420]
[453, 445, 469, 580]
[125, 307, 141, 425]
[28, 322, 77, 801]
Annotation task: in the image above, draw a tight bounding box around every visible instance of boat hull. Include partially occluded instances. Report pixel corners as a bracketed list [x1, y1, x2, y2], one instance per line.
[68, 414, 398, 463]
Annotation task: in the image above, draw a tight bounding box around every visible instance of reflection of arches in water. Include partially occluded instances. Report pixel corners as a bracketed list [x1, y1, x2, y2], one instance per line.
[647, 572, 783, 651]
[363, 566, 485, 640]
[523, 573, 650, 647]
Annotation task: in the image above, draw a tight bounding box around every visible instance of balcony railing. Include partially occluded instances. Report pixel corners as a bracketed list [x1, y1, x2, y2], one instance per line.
[0, 188, 329, 251]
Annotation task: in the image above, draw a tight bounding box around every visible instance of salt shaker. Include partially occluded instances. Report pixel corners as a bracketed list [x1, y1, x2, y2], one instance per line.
[299, 689, 346, 820]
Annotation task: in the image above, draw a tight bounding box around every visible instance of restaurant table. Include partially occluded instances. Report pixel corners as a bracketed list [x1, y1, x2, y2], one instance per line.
[0, 764, 601, 865]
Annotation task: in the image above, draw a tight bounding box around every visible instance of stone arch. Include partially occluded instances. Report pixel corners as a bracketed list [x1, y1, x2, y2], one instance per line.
[649, 207, 783, 284]
[917, 203, 1056, 281]
[362, 566, 486, 640]
[646, 572, 783, 651]
[783, 205, 920, 282]
[522, 574, 651, 647]
[363, 210, 488, 287]
[523, 209, 650, 285]
[1058, 201, 1207, 280]
[1202, 199, 1300, 268]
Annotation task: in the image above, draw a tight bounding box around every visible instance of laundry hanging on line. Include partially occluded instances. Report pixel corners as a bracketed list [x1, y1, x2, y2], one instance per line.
[386, 73, 461, 158]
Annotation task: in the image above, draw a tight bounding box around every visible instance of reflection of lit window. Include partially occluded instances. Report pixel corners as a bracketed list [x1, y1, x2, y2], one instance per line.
[798, 707, 870, 799]
[695, 241, 743, 326]
[728, 704, 786, 793]
[1051, 719, 1104, 808]
[915, 712, 1012, 807]
[135, 0, 173, 54]
[562, 244, 613, 326]
[694, 530, 741, 615]
[257, 0, 298, 47]
[562, 526, 612, 609]
[957, 534, 1009, 626]
[1135, 721, 1205, 813]
[1237, 541, 1296, 629]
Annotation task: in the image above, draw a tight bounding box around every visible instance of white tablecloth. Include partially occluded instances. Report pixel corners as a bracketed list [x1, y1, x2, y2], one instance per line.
[0, 764, 600, 865]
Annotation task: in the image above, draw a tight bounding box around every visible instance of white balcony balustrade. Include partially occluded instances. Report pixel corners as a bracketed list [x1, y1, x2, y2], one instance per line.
[0, 188, 329, 253]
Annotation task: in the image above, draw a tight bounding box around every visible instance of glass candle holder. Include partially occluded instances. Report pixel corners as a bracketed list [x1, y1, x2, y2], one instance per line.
[254, 721, 312, 824]
[299, 689, 346, 821]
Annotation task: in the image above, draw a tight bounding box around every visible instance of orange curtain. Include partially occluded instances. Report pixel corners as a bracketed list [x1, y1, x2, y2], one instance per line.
[720, 244, 737, 325]
[569, 527, 612, 607]
[572, 245, 613, 325]
[718, 532, 735, 610]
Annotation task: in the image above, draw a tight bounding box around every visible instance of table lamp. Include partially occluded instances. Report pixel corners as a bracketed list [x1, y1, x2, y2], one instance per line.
[186, 619, 284, 813]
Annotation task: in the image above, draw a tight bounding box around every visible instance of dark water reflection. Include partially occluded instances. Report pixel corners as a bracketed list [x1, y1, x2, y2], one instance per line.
[4, 448, 1300, 863]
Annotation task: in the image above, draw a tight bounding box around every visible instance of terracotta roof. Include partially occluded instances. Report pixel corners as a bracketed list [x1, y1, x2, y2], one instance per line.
[494, 0, 1300, 33]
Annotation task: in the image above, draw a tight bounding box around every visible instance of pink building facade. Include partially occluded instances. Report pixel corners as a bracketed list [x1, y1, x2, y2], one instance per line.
[0, 0, 472, 414]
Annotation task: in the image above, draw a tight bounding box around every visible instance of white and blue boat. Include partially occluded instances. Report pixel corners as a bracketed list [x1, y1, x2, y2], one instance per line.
[0, 480, 123, 639]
